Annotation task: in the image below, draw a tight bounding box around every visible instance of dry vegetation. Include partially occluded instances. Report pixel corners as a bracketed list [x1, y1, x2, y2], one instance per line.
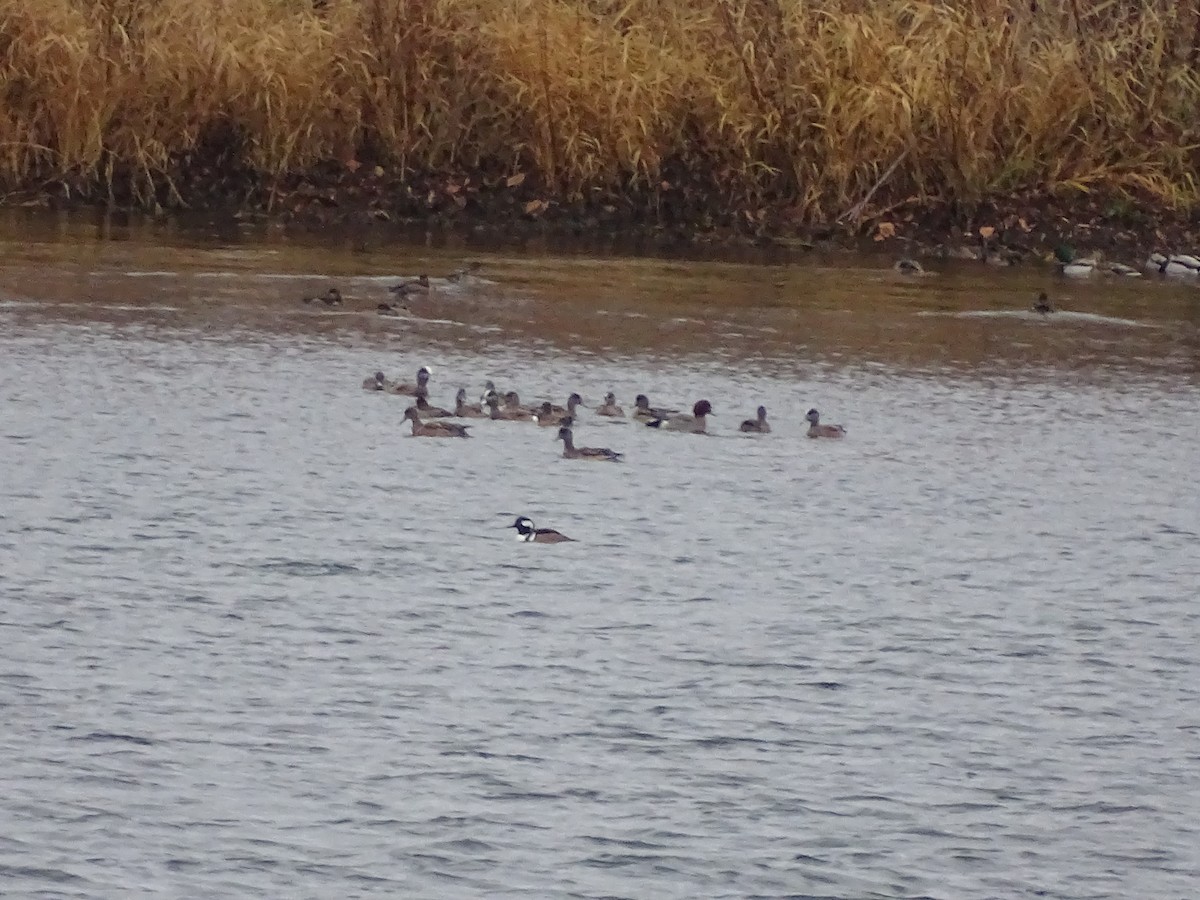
[2, 0, 1200, 227]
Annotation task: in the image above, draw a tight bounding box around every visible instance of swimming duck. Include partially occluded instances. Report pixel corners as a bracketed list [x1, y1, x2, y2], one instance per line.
[1147, 252, 1200, 277]
[1032, 291, 1054, 314]
[376, 301, 408, 316]
[1053, 245, 1098, 278]
[893, 258, 924, 275]
[303, 287, 343, 306]
[362, 370, 390, 391]
[534, 402, 573, 427]
[392, 365, 432, 397]
[403, 406, 471, 437]
[454, 387, 487, 417]
[647, 399, 714, 433]
[447, 262, 483, 283]
[503, 391, 539, 416]
[805, 408, 846, 438]
[539, 393, 583, 419]
[557, 426, 623, 461]
[632, 394, 678, 423]
[389, 274, 431, 297]
[739, 405, 771, 433]
[1105, 262, 1141, 277]
[486, 393, 535, 421]
[595, 392, 625, 417]
[510, 516, 574, 543]
[415, 395, 453, 418]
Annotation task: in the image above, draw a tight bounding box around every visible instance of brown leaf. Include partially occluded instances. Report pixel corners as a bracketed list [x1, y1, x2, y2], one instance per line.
[344, 158, 361, 173]
[978, 225, 995, 239]
[506, 172, 526, 188]
[523, 199, 547, 216]
[874, 221, 896, 241]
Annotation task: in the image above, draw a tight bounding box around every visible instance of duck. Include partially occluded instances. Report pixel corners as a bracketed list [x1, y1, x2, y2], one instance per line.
[503, 391, 539, 416]
[415, 395, 453, 418]
[540, 392, 584, 419]
[454, 388, 487, 417]
[303, 287, 343, 306]
[392, 365, 432, 397]
[403, 406, 471, 437]
[557, 426, 623, 461]
[534, 402, 573, 427]
[595, 392, 625, 417]
[486, 392, 535, 421]
[893, 258, 924, 275]
[632, 394, 678, 423]
[376, 301, 408, 316]
[389, 274, 431, 297]
[1147, 252, 1200, 277]
[447, 261, 483, 283]
[1053, 245, 1099, 278]
[739, 405, 771, 433]
[1105, 262, 1141, 277]
[1032, 291, 1054, 314]
[510, 516, 574, 543]
[362, 370, 390, 391]
[806, 408, 846, 439]
[647, 399, 714, 433]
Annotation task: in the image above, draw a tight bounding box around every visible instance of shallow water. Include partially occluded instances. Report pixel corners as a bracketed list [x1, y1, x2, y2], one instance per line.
[2, 216, 1199, 898]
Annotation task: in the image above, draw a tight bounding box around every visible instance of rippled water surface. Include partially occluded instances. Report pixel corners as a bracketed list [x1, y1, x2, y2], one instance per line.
[3, 217, 1199, 898]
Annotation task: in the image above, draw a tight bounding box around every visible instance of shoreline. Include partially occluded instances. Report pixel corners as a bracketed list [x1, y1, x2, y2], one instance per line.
[7, 166, 1200, 272]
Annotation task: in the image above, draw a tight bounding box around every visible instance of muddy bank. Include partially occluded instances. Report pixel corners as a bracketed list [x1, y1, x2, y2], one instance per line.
[9, 159, 1200, 269]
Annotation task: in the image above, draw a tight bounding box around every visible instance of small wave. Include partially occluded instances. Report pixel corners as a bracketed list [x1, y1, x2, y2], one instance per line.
[69, 731, 155, 746]
[926, 309, 1153, 327]
[250, 560, 361, 576]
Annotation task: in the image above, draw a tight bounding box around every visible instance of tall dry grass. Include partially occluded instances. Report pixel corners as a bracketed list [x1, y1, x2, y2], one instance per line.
[2, 0, 1199, 217]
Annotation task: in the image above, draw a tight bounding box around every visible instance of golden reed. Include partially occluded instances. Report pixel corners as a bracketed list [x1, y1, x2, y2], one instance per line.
[1, 0, 1198, 216]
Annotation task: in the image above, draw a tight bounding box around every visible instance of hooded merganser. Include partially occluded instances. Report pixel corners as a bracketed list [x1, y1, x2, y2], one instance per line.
[805, 408, 846, 438]
[454, 388, 487, 417]
[389, 274, 431, 297]
[648, 399, 713, 433]
[393, 365, 432, 397]
[739, 405, 770, 433]
[1032, 292, 1054, 314]
[415, 395, 453, 418]
[632, 394, 678, 423]
[486, 393, 535, 421]
[303, 287, 343, 306]
[557, 426, 622, 461]
[510, 516, 574, 543]
[403, 406, 471, 437]
[595, 392, 625, 417]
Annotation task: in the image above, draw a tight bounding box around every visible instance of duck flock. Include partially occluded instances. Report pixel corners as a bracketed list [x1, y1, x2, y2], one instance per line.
[362, 364, 845, 542]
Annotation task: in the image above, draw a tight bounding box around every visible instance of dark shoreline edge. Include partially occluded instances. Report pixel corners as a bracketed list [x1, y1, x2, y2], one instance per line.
[5, 161, 1200, 266]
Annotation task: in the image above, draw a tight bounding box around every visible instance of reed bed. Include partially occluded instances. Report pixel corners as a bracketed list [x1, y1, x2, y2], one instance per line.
[2, 0, 1199, 218]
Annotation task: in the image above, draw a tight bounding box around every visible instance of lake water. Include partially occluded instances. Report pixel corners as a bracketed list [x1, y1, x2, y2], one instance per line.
[2, 216, 1198, 898]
